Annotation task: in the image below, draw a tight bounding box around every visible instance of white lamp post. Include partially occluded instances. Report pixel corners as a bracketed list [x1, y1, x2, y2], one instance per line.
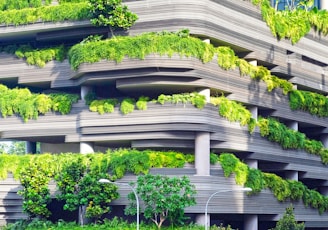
[205, 187, 252, 230]
[99, 178, 140, 230]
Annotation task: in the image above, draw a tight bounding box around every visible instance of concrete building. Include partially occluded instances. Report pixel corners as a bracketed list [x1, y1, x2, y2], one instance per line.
[0, 0, 328, 229]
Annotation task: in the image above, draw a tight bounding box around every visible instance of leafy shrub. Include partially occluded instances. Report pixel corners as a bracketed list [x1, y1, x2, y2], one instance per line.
[49, 93, 79, 115]
[289, 90, 328, 117]
[88, 0, 138, 32]
[211, 96, 256, 133]
[89, 98, 118, 114]
[14, 45, 67, 67]
[0, 84, 78, 122]
[0, 2, 90, 26]
[120, 98, 136, 115]
[257, 117, 328, 163]
[125, 174, 196, 229]
[253, 0, 328, 44]
[136, 96, 149, 110]
[219, 153, 328, 213]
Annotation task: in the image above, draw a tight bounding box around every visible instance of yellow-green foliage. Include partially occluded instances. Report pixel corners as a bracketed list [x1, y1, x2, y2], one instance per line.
[69, 31, 292, 95]
[0, 84, 78, 122]
[14, 45, 67, 67]
[219, 153, 328, 214]
[252, 0, 328, 44]
[210, 96, 256, 133]
[0, 2, 90, 25]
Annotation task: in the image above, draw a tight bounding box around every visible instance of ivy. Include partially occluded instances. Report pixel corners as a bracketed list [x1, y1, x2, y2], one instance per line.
[252, 0, 328, 44]
[0, 84, 78, 122]
[257, 117, 328, 164]
[88, 92, 207, 115]
[88, 0, 138, 34]
[13, 44, 67, 68]
[1, 149, 328, 218]
[218, 153, 328, 214]
[0, 2, 90, 26]
[289, 90, 328, 117]
[68, 31, 292, 96]
[210, 96, 257, 133]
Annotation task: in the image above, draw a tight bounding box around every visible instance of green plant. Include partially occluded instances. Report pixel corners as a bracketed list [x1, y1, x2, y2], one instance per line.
[49, 93, 79, 115]
[218, 153, 328, 214]
[55, 156, 119, 223]
[0, 84, 78, 122]
[252, 0, 328, 44]
[18, 159, 54, 219]
[0, 2, 90, 26]
[88, 0, 138, 36]
[257, 117, 328, 163]
[270, 205, 305, 230]
[14, 45, 67, 67]
[136, 96, 149, 110]
[211, 96, 256, 133]
[89, 98, 118, 114]
[217, 46, 238, 70]
[289, 90, 328, 117]
[120, 98, 136, 115]
[125, 174, 197, 229]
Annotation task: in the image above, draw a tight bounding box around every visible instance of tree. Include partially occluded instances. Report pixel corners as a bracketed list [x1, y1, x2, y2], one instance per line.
[125, 174, 197, 229]
[55, 159, 119, 225]
[270, 205, 305, 230]
[0, 141, 26, 154]
[88, 0, 138, 37]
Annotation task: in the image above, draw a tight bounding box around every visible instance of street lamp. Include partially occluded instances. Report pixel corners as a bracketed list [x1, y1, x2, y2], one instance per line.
[99, 178, 140, 230]
[205, 187, 252, 230]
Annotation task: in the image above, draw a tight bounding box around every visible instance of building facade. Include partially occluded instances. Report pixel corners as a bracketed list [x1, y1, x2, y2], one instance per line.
[0, 0, 328, 229]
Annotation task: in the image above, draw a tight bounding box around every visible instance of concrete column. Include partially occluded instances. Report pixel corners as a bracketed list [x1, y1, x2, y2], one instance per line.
[195, 214, 208, 227]
[81, 86, 93, 101]
[245, 159, 258, 169]
[195, 131, 210, 226]
[285, 171, 298, 181]
[203, 39, 210, 44]
[287, 121, 298, 131]
[244, 214, 258, 230]
[319, 186, 328, 196]
[195, 132, 210, 176]
[26, 141, 37, 154]
[80, 142, 94, 154]
[320, 134, 328, 148]
[249, 60, 257, 67]
[321, 0, 328, 10]
[248, 106, 258, 121]
[198, 88, 210, 103]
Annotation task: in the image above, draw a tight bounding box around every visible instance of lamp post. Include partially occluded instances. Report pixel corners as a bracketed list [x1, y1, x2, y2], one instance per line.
[205, 187, 252, 230]
[99, 178, 140, 230]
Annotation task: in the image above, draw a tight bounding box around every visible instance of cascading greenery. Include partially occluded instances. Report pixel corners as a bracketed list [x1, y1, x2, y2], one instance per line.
[257, 117, 328, 164]
[3, 30, 327, 119]
[0, 0, 86, 11]
[13, 44, 67, 68]
[0, 2, 90, 25]
[69, 30, 293, 95]
[251, 0, 328, 44]
[219, 153, 328, 214]
[1, 149, 328, 219]
[210, 96, 257, 133]
[289, 90, 328, 117]
[88, 92, 207, 115]
[0, 84, 79, 122]
[0, 149, 195, 219]
[88, 93, 328, 165]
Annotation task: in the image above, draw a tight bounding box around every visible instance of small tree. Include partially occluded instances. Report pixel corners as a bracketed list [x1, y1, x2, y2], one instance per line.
[88, 0, 138, 37]
[125, 174, 197, 229]
[55, 159, 119, 225]
[270, 205, 305, 230]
